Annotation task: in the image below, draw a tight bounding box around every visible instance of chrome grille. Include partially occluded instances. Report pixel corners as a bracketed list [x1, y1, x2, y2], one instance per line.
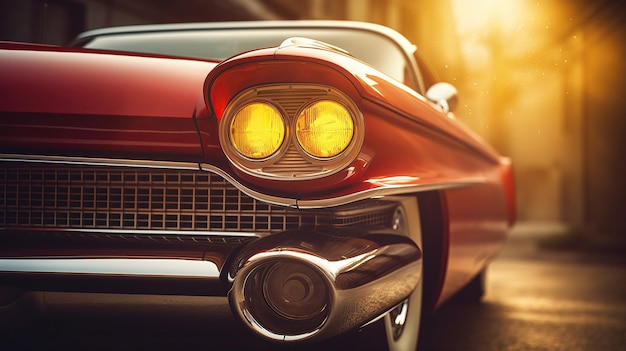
[1, 163, 396, 234]
[0, 164, 313, 233]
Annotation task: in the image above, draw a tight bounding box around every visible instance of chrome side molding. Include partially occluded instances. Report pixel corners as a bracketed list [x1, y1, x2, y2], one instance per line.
[0, 258, 219, 278]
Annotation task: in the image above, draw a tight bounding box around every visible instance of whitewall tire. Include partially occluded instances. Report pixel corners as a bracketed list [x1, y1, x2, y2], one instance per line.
[383, 197, 423, 351]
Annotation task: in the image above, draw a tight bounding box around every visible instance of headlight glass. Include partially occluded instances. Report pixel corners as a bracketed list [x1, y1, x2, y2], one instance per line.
[295, 100, 354, 158]
[230, 102, 285, 159]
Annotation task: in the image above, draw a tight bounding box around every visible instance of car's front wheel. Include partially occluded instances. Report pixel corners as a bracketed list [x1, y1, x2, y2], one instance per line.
[340, 197, 424, 351]
[383, 198, 423, 351]
[383, 281, 422, 350]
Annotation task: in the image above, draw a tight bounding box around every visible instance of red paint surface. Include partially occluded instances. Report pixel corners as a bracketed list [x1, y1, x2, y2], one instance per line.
[0, 43, 216, 160]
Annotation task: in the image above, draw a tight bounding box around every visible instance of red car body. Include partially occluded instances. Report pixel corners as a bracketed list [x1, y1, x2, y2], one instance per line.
[0, 21, 515, 348]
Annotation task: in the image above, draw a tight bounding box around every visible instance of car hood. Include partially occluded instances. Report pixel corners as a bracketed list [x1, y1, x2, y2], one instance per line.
[0, 42, 218, 161]
[0, 42, 218, 118]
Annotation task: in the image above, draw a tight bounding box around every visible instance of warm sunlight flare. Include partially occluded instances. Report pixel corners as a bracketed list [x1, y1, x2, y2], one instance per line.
[452, 0, 524, 35]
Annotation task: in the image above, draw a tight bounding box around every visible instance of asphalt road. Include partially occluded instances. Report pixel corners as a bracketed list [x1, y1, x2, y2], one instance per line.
[5, 224, 626, 351]
[418, 224, 626, 351]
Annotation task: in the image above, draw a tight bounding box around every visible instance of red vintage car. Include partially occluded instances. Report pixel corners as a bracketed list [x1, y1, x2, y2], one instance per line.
[0, 21, 515, 350]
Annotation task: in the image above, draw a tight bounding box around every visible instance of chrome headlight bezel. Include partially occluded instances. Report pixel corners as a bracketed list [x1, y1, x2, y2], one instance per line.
[218, 84, 364, 180]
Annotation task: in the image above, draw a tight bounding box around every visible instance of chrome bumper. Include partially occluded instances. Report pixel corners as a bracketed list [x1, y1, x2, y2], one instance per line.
[0, 229, 421, 343]
[0, 257, 224, 295]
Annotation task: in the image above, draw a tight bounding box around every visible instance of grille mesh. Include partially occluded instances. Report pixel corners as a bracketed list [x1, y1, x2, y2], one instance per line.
[1, 164, 313, 232]
[1, 163, 395, 234]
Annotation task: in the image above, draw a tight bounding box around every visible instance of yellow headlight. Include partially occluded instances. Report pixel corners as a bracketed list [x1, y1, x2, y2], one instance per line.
[230, 102, 285, 159]
[296, 100, 354, 158]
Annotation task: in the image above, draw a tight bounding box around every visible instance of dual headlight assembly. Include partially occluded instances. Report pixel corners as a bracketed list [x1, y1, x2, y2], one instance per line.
[219, 84, 364, 180]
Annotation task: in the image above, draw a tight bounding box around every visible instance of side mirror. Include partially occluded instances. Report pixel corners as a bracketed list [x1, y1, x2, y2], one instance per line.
[426, 82, 458, 113]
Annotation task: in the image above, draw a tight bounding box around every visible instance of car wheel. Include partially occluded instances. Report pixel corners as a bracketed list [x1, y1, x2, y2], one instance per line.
[383, 198, 423, 351]
[343, 197, 423, 351]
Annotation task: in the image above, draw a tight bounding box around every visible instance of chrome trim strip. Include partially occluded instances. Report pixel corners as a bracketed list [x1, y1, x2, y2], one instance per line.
[0, 258, 219, 278]
[0, 153, 199, 170]
[200, 163, 484, 209]
[0, 153, 484, 209]
[294, 179, 484, 209]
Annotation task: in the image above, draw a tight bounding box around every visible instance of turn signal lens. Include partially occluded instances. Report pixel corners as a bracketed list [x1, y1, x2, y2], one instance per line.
[296, 100, 354, 158]
[230, 102, 285, 159]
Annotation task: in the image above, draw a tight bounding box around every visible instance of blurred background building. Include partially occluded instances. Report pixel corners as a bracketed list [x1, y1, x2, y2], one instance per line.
[1, 0, 624, 237]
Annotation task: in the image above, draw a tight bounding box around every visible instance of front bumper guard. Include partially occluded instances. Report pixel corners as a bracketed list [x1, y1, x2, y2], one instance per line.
[226, 230, 422, 342]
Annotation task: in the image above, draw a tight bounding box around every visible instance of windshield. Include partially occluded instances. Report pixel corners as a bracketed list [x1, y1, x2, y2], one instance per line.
[81, 27, 417, 90]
